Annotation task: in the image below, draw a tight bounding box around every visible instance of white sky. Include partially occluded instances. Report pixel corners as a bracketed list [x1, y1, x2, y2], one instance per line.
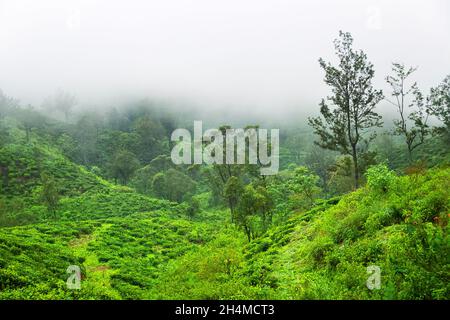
[0, 0, 449, 116]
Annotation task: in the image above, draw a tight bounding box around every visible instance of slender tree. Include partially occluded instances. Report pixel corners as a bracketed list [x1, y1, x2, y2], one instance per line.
[386, 63, 429, 162]
[43, 89, 77, 122]
[0, 89, 18, 119]
[429, 75, 450, 140]
[16, 105, 45, 143]
[40, 173, 60, 219]
[224, 176, 244, 223]
[308, 31, 383, 189]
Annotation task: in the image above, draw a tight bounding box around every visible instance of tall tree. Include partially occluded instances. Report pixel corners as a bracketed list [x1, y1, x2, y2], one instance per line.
[152, 168, 197, 202]
[0, 90, 17, 147]
[386, 63, 429, 162]
[44, 89, 77, 122]
[304, 144, 335, 190]
[205, 124, 266, 221]
[429, 75, 450, 141]
[133, 115, 166, 164]
[16, 105, 45, 143]
[74, 113, 101, 165]
[40, 173, 60, 219]
[203, 125, 244, 220]
[308, 31, 383, 189]
[235, 184, 273, 241]
[109, 150, 140, 185]
[0, 89, 18, 119]
[287, 166, 322, 208]
[223, 176, 244, 223]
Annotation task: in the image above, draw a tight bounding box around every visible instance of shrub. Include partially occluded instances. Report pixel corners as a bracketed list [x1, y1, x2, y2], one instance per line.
[365, 164, 397, 193]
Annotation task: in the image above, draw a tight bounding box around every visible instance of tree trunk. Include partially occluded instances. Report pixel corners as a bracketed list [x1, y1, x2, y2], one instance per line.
[227, 197, 236, 223]
[244, 225, 251, 242]
[407, 145, 413, 164]
[351, 145, 359, 189]
[0, 166, 9, 188]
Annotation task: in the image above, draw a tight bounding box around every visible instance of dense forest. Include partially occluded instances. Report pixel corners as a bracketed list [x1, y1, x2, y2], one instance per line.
[0, 32, 449, 300]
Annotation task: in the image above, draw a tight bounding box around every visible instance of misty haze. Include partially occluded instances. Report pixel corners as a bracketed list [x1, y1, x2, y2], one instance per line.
[0, 0, 449, 305]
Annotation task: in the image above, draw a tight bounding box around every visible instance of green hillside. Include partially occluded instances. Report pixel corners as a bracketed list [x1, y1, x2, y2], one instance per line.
[0, 85, 449, 300]
[0, 130, 181, 226]
[0, 129, 448, 299]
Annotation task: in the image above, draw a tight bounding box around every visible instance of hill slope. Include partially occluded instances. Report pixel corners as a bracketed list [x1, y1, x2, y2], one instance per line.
[1, 166, 447, 299]
[0, 116, 448, 300]
[0, 124, 181, 226]
[145, 167, 449, 299]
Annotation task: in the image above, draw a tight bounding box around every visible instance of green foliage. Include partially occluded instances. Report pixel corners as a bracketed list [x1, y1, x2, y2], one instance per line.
[0, 149, 448, 301]
[130, 155, 174, 195]
[327, 156, 354, 195]
[386, 63, 430, 161]
[287, 166, 322, 207]
[185, 197, 201, 219]
[40, 173, 60, 219]
[223, 176, 243, 221]
[234, 168, 449, 299]
[146, 226, 249, 299]
[109, 150, 140, 185]
[0, 143, 105, 197]
[365, 164, 397, 193]
[429, 75, 450, 139]
[152, 168, 197, 202]
[308, 31, 384, 188]
[0, 86, 449, 301]
[0, 214, 219, 299]
[132, 115, 167, 163]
